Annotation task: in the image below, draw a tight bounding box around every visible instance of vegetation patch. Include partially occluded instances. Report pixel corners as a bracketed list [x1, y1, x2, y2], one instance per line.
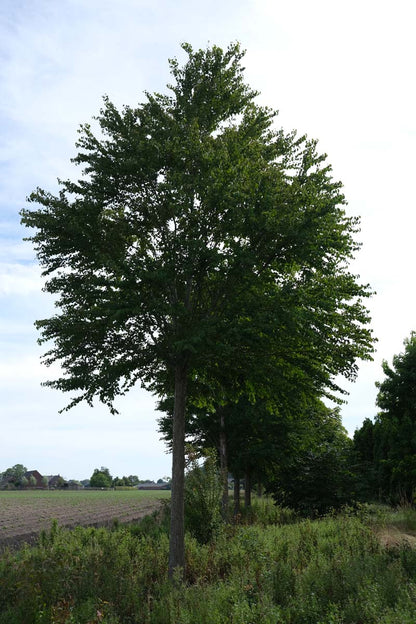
[1, 504, 416, 623]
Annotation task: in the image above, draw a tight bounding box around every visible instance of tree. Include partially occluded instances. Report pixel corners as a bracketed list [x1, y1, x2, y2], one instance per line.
[127, 475, 139, 486]
[90, 467, 112, 488]
[21, 43, 374, 576]
[184, 448, 222, 544]
[352, 417, 378, 501]
[1, 464, 27, 486]
[373, 333, 416, 502]
[267, 402, 355, 516]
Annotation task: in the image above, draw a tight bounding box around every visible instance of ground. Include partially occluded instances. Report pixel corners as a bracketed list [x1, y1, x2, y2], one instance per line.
[0, 489, 169, 549]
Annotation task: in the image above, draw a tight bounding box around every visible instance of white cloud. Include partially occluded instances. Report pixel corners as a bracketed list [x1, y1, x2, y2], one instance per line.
[0, 262, 44, 295]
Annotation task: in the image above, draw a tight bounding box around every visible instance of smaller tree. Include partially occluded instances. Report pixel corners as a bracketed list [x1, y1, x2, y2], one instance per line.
[127, 475, 139, 487]
[352, 418, 378, 501]
[90, 467, 112, 488]
[184, 448, 222, 543]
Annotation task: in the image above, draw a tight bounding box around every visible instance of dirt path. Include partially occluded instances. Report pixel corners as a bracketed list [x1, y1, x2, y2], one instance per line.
[376, 525, 416, 549]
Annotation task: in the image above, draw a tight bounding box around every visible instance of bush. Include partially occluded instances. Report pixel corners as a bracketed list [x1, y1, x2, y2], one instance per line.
[184, 448, 223, 543]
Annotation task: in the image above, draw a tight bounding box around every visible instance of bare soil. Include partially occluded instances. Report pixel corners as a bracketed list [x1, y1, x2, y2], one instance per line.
[376, 525, 416, 549]
[0, 490, 167, 549]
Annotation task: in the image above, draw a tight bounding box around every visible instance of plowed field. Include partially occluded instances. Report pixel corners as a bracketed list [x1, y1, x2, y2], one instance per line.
[0, 489, 169, 549]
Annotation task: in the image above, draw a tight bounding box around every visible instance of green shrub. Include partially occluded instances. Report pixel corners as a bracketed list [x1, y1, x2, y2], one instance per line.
[184, 448, 223, 544]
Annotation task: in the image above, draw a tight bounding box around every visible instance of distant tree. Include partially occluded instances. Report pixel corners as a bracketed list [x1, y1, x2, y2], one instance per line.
[127, 475, 139, 486]
[113, 475, 133, 487]
[42, 476, 49, 488]
[67, 480, 82, 488]
[1, 464, 27, 486]
[90, 467, 112, 488]
[20, 476, 28, 488]
[29, 475, 37, 488]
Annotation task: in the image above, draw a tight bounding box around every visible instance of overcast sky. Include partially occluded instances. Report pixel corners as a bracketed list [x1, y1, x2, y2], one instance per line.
[1, 0, 415, 481]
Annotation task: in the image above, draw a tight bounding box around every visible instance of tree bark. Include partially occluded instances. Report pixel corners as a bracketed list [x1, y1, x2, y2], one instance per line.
[219, 407, 229, 518]
[234, 476, 241, 517]
[244, 469, 251, 508]
[168, 364, 188, 580]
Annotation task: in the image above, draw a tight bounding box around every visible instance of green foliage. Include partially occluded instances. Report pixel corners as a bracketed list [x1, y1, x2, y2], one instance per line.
[0, 464, 27, 487]
[1, 510, 416, 623]
[267, 403, 355, 516]
[353, 333, 416, 504]
[184, 448, 223, 543]
[89, 467, 112, 488]
[375, 333, 416, 502]
[234, 496, 298, 526]
[21, 41, 374, 573]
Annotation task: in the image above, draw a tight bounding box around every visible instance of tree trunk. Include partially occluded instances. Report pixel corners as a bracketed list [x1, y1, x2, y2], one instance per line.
[244, 469, 251, 508]
[219, 408, 229, 518]
[234, 476, 241, 517]
[168, 364, 188, 580]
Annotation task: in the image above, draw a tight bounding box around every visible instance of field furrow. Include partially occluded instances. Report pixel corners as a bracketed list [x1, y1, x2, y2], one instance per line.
[0, 490, 169, 548]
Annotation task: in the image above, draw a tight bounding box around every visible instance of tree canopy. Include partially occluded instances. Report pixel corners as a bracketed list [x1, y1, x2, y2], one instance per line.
[0, 464, 27, 486]
[352, 333, 416, 503]
[21, 42, 374, 575]
[90, 467, 112, 489]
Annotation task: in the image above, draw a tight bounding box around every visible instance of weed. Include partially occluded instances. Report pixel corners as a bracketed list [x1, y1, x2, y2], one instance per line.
[1, 509, 416, 622]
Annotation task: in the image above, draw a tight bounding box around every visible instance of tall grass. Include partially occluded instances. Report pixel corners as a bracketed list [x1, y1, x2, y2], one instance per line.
[1, 507, 416, 623]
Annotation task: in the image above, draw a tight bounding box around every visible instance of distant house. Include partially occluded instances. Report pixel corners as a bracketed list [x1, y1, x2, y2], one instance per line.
[47, 475, 66, 489]
[137, 481, 170, 490]
[67, 480, 82, 490]
[0, 475, 14, 489]
[24, 470, 44, 488]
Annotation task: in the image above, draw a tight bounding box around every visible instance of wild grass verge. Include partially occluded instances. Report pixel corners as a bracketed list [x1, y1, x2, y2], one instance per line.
[1, 506, 416, 623]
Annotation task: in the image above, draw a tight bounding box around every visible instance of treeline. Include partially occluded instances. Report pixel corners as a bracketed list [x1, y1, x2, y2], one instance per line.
[160, 397, 354, 518]
[160, 333, 416, 517]
[89, 467, 170, 488]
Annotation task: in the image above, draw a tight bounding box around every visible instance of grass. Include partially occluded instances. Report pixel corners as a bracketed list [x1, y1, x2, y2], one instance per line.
[0, 502, 416, 623]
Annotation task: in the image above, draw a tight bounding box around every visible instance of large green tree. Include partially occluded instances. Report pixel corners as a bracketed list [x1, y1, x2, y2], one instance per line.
[21, 43, 373, 576]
